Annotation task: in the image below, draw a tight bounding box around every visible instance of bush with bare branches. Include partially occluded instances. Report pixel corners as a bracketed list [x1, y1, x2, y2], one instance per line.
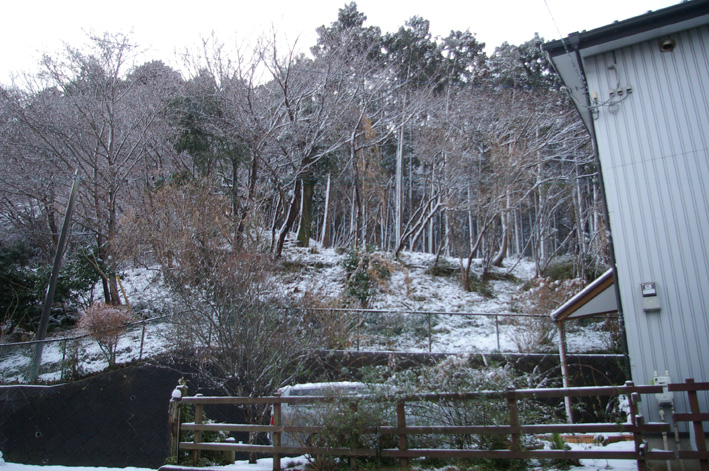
[297, 293, 354, 350]
[508, 277, 587, 353]
[78, 303, 133, 367]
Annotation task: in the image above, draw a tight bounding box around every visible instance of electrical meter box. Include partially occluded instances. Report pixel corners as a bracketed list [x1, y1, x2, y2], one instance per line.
[653, 371, 673, 406]
[641, 282, 661, 312]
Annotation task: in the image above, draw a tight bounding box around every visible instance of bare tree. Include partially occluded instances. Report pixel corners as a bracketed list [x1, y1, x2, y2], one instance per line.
[6, 33, 181, 304]
[121, 179, 318, 454]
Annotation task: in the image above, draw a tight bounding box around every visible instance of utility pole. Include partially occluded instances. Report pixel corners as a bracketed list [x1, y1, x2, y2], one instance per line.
[29, 170, 80, 382]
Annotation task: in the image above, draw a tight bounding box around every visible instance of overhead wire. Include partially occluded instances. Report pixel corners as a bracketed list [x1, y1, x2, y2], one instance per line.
[541, 0, 608, 115]
[542, 0, 587, 88]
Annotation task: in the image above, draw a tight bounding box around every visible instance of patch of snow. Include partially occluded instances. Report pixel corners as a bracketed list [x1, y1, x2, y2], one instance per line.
[0, 244, 613, 383]
[0, 442, 659, 471]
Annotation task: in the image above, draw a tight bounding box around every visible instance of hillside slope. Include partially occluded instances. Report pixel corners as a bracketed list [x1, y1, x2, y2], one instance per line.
[0, 243, 613, 383]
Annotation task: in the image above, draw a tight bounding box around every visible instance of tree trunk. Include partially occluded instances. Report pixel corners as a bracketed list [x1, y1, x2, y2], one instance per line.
[320, 172, 331, 248]
[237, 153, 259, 249]
[44, 199, 60, 251]
[514, 209, 521, 256]
[349, 186, 357, 246]
[492, 213, 508, 268]
[275, 179, 302, 257]
[492, 191, 510, 267]
[296, 175, 315, 247]
[395, 126, 403, 248]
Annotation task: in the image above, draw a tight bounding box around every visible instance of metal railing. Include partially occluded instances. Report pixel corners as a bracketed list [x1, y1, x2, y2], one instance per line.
[311, 308, 548, 352]
[0, 313, 174, 383]
[296, 307, 600, 352]
[1, 308, 616, 384]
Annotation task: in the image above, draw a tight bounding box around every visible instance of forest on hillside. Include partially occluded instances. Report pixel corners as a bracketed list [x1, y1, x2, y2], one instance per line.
[0, 3, 611, 337]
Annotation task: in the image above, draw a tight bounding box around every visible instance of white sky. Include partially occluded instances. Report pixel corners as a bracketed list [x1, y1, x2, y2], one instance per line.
[0, 0, 677, 85]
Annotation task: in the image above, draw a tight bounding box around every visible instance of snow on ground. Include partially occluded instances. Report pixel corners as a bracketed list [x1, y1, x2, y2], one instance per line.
[0, 441, 645, 471]
[0, 319, 172, 383]
[0, 242, 612, 383]
[0, 266, 177, 383]
[276, 243, 609, 354]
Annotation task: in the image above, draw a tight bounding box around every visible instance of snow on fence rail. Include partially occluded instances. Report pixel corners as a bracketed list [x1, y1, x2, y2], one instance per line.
[169, 379, 709, 471]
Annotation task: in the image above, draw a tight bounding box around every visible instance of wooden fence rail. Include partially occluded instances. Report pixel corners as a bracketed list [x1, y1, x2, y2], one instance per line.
[168, 379, 709, 471]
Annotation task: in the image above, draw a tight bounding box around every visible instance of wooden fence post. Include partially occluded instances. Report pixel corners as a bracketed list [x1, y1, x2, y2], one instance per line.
[507, 388, 521, 453]
[397, 401, 409, 468]
[685, 379, 709, 471]
[167, 395, 181, 460]
[350, 401, 359, 469]
[273, 394, 282, 471]
[627, 385, 648, 471]
[193, 396, 203, 466]
[224, 437, 236, 464]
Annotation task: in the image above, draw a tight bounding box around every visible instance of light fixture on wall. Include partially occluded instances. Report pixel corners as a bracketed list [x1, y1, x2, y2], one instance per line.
[659, 37, 676, 52]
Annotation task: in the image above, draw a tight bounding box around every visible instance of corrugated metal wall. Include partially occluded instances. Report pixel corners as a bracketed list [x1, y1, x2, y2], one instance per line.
[584, 25, 709, 419]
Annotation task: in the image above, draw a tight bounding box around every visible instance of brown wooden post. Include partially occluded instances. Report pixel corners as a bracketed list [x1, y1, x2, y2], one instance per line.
[273, 394, 282, 471]
[224, 437, 236, 464]
[193, 398, 203, 466]
[627, 387, 648, 471]
[167, 396, 180, 460]
[350, 401, 359, 469]
[507, 388, 521, 453]
[168, 382, 187, 462]
[397, 401, 409, 468]
[685, 379, 709, 471]
[558, 320, 574, 423]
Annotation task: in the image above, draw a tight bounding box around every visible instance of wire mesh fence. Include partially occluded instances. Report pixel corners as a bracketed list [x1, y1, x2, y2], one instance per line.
[0, 308, 619, 384]
[0, 314, 174, 383]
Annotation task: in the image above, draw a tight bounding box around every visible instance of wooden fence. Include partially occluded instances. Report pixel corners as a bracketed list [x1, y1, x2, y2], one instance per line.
[168, 379, 709, 471]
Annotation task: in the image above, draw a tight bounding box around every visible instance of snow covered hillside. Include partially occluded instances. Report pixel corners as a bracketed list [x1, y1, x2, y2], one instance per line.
[0, 243, 613, 384]
[277, 243, 610, 353]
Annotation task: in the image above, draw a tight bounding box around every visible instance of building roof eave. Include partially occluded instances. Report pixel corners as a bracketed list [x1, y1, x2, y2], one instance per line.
[551, 268, 617, 322]
[543, 0, 709, 59]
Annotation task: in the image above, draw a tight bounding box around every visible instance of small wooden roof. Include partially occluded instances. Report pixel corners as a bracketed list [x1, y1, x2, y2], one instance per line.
[551, 268, 618, 322]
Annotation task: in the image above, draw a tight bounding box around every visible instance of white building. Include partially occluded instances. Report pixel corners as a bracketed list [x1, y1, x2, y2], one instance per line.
[544, 0, 709, 420]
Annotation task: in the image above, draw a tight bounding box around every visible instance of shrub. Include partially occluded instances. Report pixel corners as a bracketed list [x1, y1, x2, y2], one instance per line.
[0, 241, 39, 333]
[507, 316, 557, 353]
[541, 259, 575, 282]
[296, 387, 398, 469]
[601, 315, 624, 354]
[363, 355, 561, 470]
[342, 249, 395, 306]
[483, 271, 520, 284]
[466, 272, 494, 298]
[0, 241, 102, 336]
[507, 277, 587, 353]
[512, 277, 586, 315]
[298, 293, 354, 350]
[540, 432, 578, 470]
[426, 263, 458, 278]
[78, 302, 133, 367]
